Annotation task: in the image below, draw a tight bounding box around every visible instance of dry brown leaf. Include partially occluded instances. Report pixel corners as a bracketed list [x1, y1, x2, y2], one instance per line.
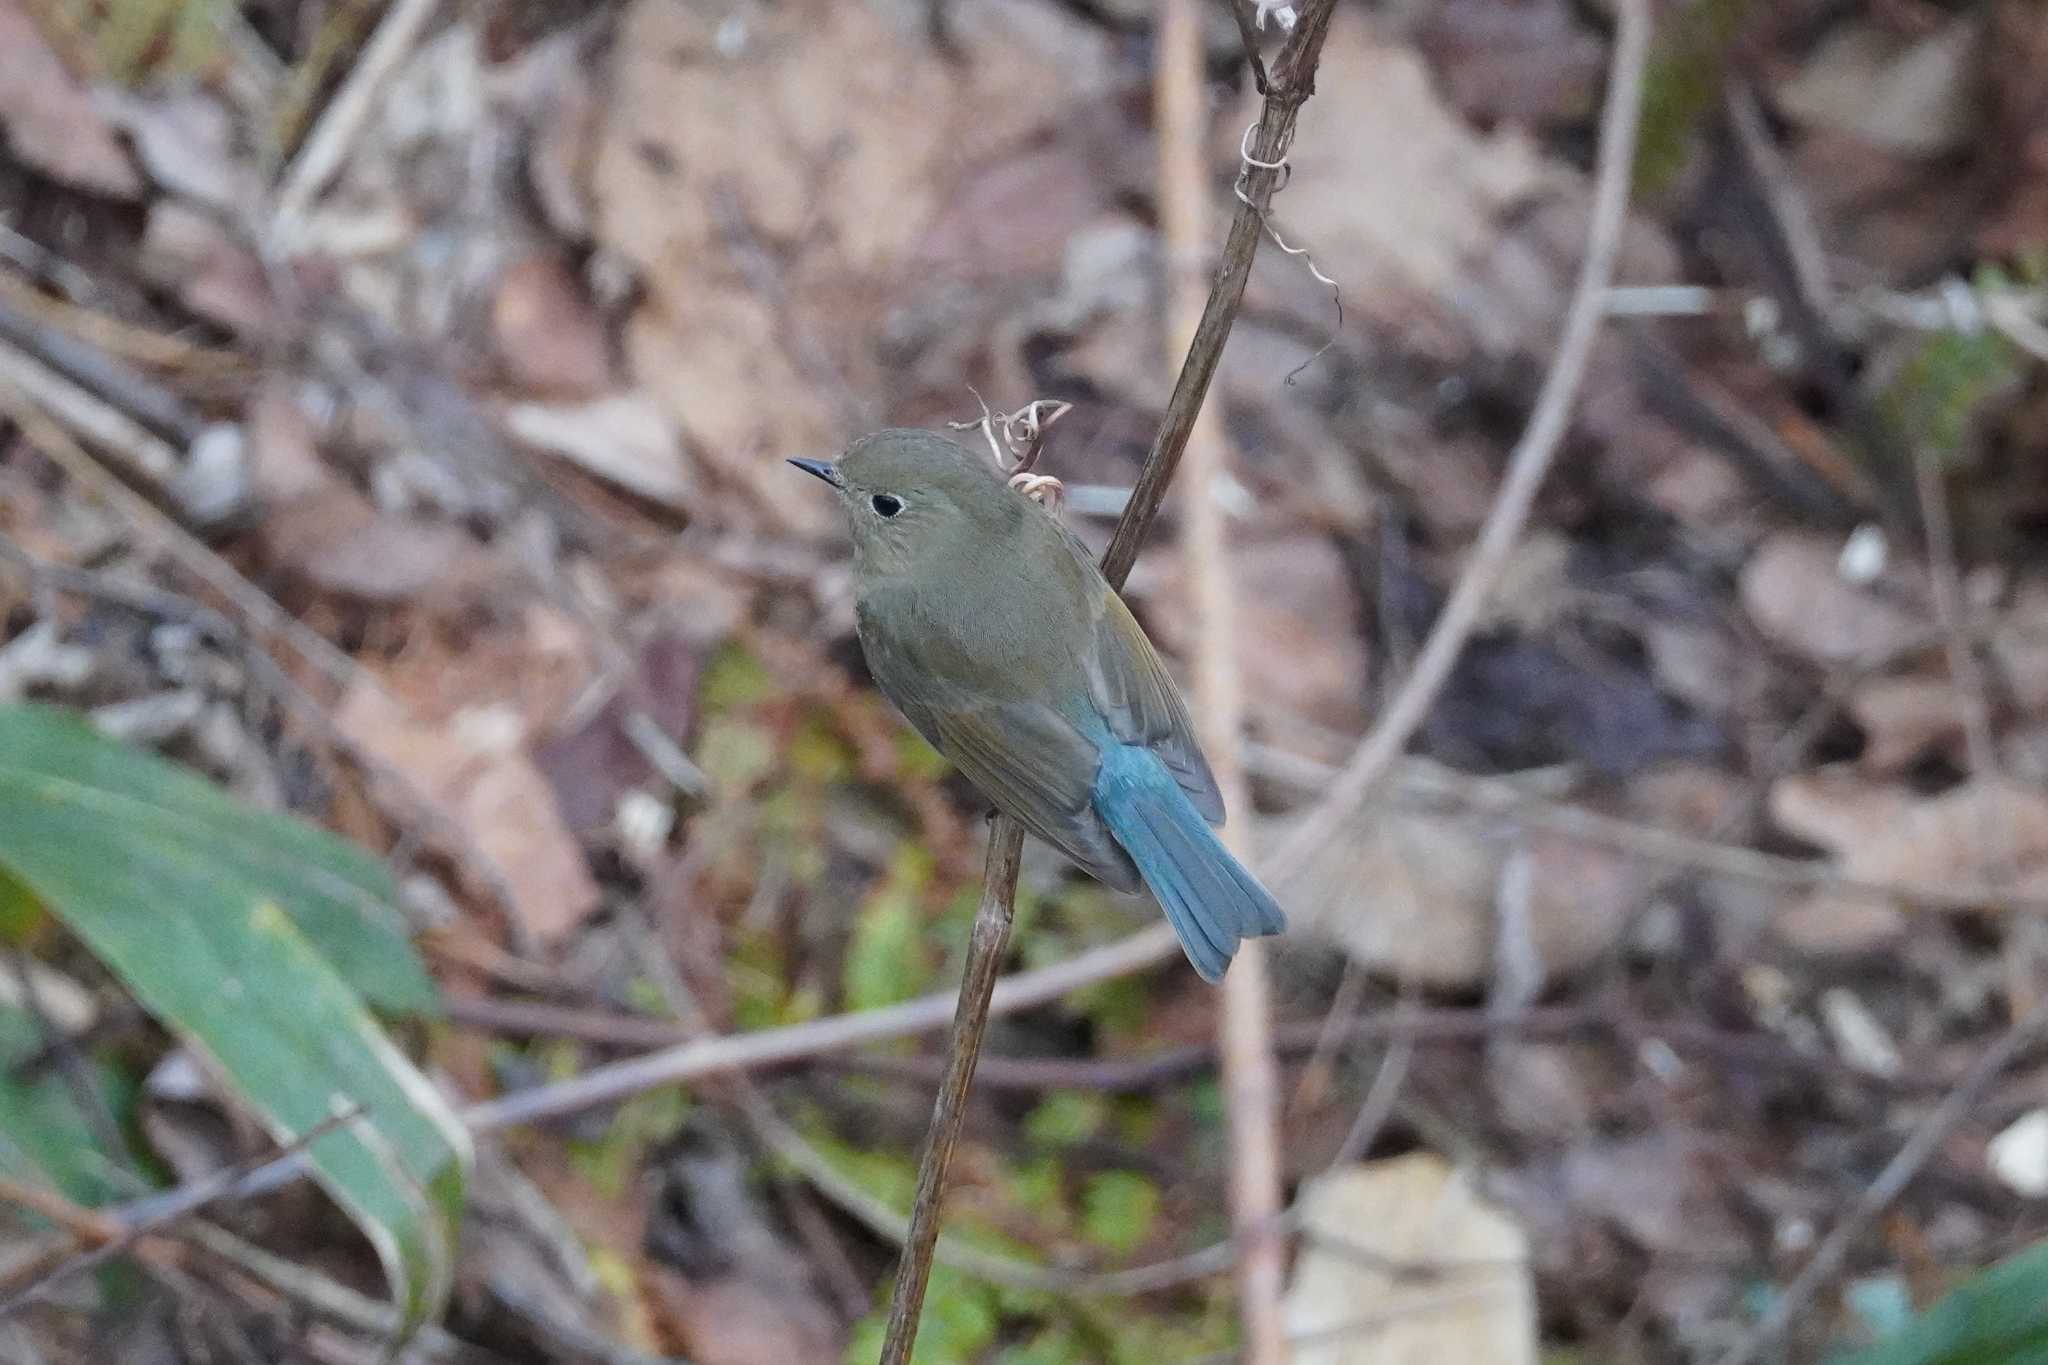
[1282, 800, 1500, 988]
[593, 0, 1099, 520]
[0, 1, 140, 198]
[364, 601, 599, 742]
[1630, 762, 1753, 839]
[1769, 773, 2048, 950]
[1639, 446, 1751, 523]
[1739, 531, 1928, 667]
[537, 631, 711, 836]
[912, 141, 1124, 284]
[1643, 619, 1760, 727]
[501, 29, 602, 241]
[99, 88, 261, 210]
[596, 0, 1098, 283]
[245, 382, 330, 504]
[1848, 675, 1966, 774]
[1284, 1153, 1536, 1365]
[1518, 830, 1642, 970]
[139, 202, 278, 338]
[1475, 532, 1575, 634]
[1769, 895, 1909, 956]
[336, 682, 601, 945]
[1773, 774, 2048, 885]
[619, 297, 824, 533]
[491, 253, 612, 398]
[1488, 1041, 1594, 1140]
[1279, 765, 1632, 988]
[1978, 2, 2048, 255]
[1555, 1135, 1748, 1260]
[260, 485, 498, 604]
[503, 392, 693, 510]
[1785, 127, 1969, 278]
[1777, 13, 1985, 156]
[298, 516, 485, 605]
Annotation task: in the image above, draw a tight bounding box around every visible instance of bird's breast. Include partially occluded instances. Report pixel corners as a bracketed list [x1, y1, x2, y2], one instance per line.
[856, 560, 1088, 703]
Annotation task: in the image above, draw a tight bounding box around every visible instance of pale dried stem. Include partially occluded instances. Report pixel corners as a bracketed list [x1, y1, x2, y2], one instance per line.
[272, 0, 442, 237]
[461, 921, 1179, 1131]
[438, 739, 2048, 1179]
[0, 340, 183, 499]
[1914, 449, 2028, 1007]
[0, 1108, 364, 1314]
[1252, 746, 2048, 913]
[1160, 0, 1285, 1355]
[0, 259, 243, 375]
[454, 748, 2048, 1138]
[183, 1222, 479, 1361]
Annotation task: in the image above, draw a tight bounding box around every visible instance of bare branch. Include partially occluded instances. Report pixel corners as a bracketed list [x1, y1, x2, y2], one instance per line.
[1090, 1, 1336, 591]
[875, 4, 1343, 1358]
[272, 0, 442, 237]
[0, 1107, 365, 1315]
[874, 824, 1025, 1360]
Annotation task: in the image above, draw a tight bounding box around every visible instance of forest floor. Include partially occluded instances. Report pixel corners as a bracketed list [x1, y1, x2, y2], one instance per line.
[4, 0, 2048, 1362]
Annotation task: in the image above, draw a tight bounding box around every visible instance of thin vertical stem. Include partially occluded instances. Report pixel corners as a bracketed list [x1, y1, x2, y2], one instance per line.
[874, 823, 1025, 1365]
[1159, 0, 1286, 1357]
[876, 5, 1343, 1359]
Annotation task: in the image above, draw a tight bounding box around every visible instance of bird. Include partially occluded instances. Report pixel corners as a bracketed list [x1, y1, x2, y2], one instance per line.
[790, 428, 1285, 981]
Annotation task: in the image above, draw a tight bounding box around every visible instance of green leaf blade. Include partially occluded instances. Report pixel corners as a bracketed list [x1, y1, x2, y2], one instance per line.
[0, 704, 433, 1011]
[1832, 1240, 2048, 1365]
[0, 704, 468, 1336]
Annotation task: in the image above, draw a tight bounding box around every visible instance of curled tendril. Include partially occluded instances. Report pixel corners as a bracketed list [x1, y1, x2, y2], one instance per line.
[1238, 123, 1291, 178]
[1252, 0, 1298, 31]
[947, 391, 1074, 475]
[1233, 121, 1343, 384]
[1007, 471, 1066, 511]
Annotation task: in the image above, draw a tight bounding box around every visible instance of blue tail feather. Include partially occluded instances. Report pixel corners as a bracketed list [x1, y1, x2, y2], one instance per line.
[1091, 745, 1287, 982]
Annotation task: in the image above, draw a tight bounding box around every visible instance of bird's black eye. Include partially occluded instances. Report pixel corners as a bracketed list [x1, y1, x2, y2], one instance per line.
[871, 493, 903, 518]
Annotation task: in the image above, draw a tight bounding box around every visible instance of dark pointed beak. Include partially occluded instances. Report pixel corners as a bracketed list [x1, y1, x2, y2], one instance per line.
[787, 457, 843, 489]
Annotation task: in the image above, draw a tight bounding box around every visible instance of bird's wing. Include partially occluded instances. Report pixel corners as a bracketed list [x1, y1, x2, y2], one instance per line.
[870, 617, 1140, 891]
[921, 699, 1140, 890]
[1085, 590, 1226, 825]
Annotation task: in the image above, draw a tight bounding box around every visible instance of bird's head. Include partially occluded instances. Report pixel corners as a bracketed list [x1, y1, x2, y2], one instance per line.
[789, 429, 1022, 578]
